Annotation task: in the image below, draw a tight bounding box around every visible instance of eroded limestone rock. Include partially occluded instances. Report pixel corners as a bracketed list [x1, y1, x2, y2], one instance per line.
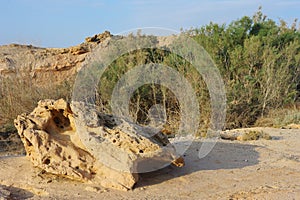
[14, 99, 96, 182]
[85, 31, 112, 44]
[71, 101, 181, 173]
[14, 99, 183, 190]
[0, 31, 112, 84]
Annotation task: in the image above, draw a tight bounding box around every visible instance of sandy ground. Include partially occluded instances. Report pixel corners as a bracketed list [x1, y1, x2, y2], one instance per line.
[0, 127, 299, 200]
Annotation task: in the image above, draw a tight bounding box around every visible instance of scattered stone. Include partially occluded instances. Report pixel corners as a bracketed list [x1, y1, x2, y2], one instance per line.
[281, 123, 300, 129]
[85, 186, 100, 193]
[220, 129, 271, 141]
[102, 189, 108, 193]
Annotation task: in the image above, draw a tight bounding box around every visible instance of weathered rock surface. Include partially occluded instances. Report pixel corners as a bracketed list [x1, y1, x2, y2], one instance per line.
[14, 99, 96, 182]
[14, 99, 183, 190]
[0, 31, 112, 84]
[71, 101, 181, 173]
[85, 31, 112, 44]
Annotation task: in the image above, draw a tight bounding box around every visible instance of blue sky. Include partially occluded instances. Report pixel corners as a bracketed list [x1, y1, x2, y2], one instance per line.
[1, 0, 299, 47]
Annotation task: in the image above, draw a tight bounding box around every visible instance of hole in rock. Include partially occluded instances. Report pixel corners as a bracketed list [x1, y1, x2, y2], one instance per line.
[53, 117, 61, 125]
[43, 158, 51, 165]
[52, 110, 70, 130]
[25, 138, 33, 147]
[45, 109, 72, 136]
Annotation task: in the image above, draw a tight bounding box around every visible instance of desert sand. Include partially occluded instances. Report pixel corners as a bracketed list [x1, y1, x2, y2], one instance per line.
[0, 127, 299, 200]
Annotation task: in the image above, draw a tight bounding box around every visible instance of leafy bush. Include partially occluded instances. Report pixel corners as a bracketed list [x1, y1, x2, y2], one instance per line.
[96, 8, 300, 132]
[188, 7, 300, 128]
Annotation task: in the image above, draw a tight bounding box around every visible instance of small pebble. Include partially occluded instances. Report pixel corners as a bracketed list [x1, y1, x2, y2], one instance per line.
[103, 189, 108, 193]
[85, 186, 99, 193]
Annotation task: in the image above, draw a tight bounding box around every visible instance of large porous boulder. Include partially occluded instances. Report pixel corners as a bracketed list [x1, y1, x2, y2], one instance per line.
[14, 99, 183, 190]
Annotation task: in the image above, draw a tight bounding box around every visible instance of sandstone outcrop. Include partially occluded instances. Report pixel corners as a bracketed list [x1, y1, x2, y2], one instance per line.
[85, 31, 112, 44]
[14, 99, 183, 190]
[0, 31, 112, 84]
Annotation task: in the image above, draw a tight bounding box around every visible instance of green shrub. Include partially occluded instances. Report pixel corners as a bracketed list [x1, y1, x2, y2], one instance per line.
[188, 7, 300, 128]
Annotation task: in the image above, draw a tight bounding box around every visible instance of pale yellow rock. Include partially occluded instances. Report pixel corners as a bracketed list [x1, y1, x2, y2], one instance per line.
[14, 99, 96, 181]
[0, 31, 112, 85]
[71, 101, 181, 174]
[85, 186, 100, 193]
[284, 123, 300, 129]
[14, 99, 182, 191]
[221, 128, 271, 141]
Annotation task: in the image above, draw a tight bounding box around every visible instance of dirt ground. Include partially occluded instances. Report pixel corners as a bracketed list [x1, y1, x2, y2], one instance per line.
[0, 127, 299, 200]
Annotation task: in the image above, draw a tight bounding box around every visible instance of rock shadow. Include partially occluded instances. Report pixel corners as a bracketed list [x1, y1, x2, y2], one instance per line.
[136, 140, 259, 188]
[0, 184, 34, 199]
[0, 131, 25, 157]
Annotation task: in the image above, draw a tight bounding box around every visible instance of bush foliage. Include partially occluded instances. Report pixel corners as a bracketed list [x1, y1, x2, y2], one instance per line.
[187, 7, 300, 128]
[97, 8, 300, 131]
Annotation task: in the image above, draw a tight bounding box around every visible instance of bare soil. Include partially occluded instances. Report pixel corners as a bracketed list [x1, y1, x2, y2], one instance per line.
[0, 127, 299, 199]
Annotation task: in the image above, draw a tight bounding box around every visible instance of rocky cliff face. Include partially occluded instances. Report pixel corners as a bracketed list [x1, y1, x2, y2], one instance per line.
[0, 31, 112, 84]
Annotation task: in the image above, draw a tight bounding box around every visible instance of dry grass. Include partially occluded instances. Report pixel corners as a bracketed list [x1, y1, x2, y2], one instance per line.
[255, 103, 300, 128]
[0, 74, 73, 132]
